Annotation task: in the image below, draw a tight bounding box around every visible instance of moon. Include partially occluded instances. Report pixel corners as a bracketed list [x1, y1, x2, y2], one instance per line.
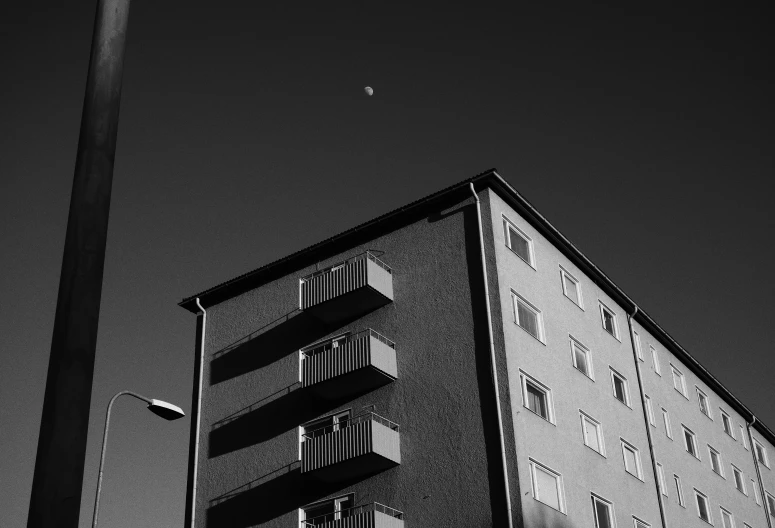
[364, 86, 374, 96]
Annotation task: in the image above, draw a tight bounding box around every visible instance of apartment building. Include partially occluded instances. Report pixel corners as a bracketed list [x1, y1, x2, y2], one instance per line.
[179, 169, 775, 528]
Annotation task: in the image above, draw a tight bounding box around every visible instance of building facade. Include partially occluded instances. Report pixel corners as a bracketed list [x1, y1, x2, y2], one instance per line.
[179, 170, 775, 528]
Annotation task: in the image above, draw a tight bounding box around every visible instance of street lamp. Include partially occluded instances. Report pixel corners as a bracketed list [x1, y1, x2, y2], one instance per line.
[91, 390, 185, 528]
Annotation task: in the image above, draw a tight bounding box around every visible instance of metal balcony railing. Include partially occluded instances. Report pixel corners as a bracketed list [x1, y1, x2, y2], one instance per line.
[302, 502, 404, 527]
[301, 329, 395, 358]
[302, 412, 399, 440]
[301, 252, 392, 283]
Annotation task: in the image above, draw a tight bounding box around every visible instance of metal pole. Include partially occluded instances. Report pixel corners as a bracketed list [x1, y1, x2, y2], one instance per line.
[91, 391, 151, 528]
[27, 1, 132, 527]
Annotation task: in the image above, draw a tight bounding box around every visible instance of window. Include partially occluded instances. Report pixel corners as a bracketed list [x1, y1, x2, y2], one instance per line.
[611, 369, 630, 406]
[740, 425, 749, 450]
[674, 474, 685, 507]
[633, 517, 650, 528]
[683, 426, 699, 459]
[600, 303, 619, 339]
[644, 395, 655, 426]
[695, 489, 712, 524]
[529, 459, 564, 512]
[302, 410, 352, 440]
[720, 410, 734, 439]
[571, 337, 593, 379]
[708, 445, 724, 477]
[662, 408, 673, 439]
[512, 292, 543, 342]
[720, 507, 734, 528]
[697, 388, 711, 419]
[671, 365, 687, 397]
[650, 346, 661, 376]
[560, 266, 582, 307]
[766, 492, 775, 518]
[503, 217, 534, 266]
[521, 371, 553, 423]
[621, 440, 643, 480]
[752, 479, 761, 505]
[633, 330, 643, 360]
[732, 465, 746, 494]
[656, 462, 667, 496]
[754, 439, 769, 468]
[302, 494, 354, 525]
[581, 411, 605, 456]
[592, 494, 615, 528]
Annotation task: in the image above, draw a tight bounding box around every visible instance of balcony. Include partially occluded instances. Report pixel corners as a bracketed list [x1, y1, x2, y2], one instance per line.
[300, 252, 393, 325]
[302, 503, 404, 528]
[301, 330, 397, 399]
[302, 413, 400, 482]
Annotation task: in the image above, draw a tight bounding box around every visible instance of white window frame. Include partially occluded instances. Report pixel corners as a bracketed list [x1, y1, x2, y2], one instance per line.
[752, 479, 761, 505]
[644, 395, 655, 426]
[694, 489, 712, 524]
[731, 465, 746, 495]
[520, 370, 554, 424]
[683, 425, 700, 459]
[503, 216, 535, 268]
[708, 445, 724, 478]
[661, 408, 673, 440]
[621, 439, 643, 480]
[650, 346, 661, 376]
[599, 302, 620, 340]
[671, 364, 687, 398]
[674, 474, 685, 507]
[633, 330, 643, 361]
[766, 491, 775, 518]
[656, 462, 667, 496]
[592, 494, 617, 528]
[633, 517, 651, 528]
[697, 387, 712, 420]
[512, 291, 545, 343]
[580, 410, 606, 456]
[559, 265, 583, 308]
[720, 409, 735, 440]
[570, 335, 594, 380]
[610, 368, 631, 407]
[740, 425, 749, 450]
[719, 506, 734, 528]
[754, 439, 770, 468]
[528, 458, 566, 513]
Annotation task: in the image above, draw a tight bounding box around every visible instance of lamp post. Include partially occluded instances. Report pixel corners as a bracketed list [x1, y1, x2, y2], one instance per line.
[92, 391, 185, 528]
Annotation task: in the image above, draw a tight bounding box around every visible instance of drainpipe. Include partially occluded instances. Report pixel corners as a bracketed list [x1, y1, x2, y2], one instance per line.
[189, 298, 207, 528]
[627, 305, 668, 528]
[470, 183, 514, 528]
[746, 416, 773, 528]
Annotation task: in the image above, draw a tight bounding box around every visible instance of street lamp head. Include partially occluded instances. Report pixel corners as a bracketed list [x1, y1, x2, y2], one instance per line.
[147, 399, 185, 421]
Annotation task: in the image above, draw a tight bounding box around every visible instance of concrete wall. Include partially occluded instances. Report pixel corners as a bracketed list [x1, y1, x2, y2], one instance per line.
[192, 194, 512, 527]
[488, 190, 662, 528]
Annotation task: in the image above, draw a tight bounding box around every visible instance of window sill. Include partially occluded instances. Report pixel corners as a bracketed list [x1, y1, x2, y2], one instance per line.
[685, 451, 702, 462]
[614, 398, 632, 410]
[573, 367, 595, 382]
[624, 470, 644, 483]
[675, 388, 689, 400]
[563, 294, 584, 311]
[532, 497, 567, 515]
[523, 406, 556, 426]
[723, 432, 736, 441]
[711, 471, 725, 480]
[603, 329, 621, 342]
[507, 247, 536, 271]
[698, 517, 713, 526]
[514, 321, 546, 345]
[583, 443, 607, 459]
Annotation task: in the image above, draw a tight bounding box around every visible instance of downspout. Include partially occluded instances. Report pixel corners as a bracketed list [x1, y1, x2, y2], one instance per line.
[470, 183, 514, 528]
[189, 298, 207, 528]
[627, 305, 668, 528]
[746, 416, 773, 528]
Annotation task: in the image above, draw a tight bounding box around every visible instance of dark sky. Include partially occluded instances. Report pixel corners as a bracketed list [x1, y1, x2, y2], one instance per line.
[1, 3, 773, 527]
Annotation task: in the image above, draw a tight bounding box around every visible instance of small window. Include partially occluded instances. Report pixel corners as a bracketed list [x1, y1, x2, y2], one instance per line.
[752, 479, 761, 505]
[720, 507, 734, 528]
[560, 266, 582, 308]
[621, 440, 643, 480]
[529, 458, 565, 512]
[592, 494, 615, 528]
[754, 439, 769, 467]
[512, 292, 544, 342]
[720, 410, 734, 439]
[697, 388, 711, 419]
[302, 494, 354, 525]
[662, 408, 673, 440]
[581, 411, 605, 456]
[634, 517, 651, 528]
[600, 303, 619, 339]
[503, 217, 534, 266]
[650, 346, 661, 376]
[674, 474, 685, 507]
[570, 336, 593, 379]
[521, 372, 553, 423]
[683, 426, 699, 459]
[708, 445, 724, 477]
[732, 466, 746, 494]
[611, 369, 630, 407]
[766, 492, 775, 518]
[633, 331, 643, 360]
[644, 395, 655, 426]
[656, 462, 667, 496]
[695, 489, 712, 524]
[671, 365, 687, 398]
[740, 425, 749, 450]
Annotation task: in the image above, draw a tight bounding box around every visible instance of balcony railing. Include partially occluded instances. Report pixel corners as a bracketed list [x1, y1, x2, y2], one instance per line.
[301, 330, 397, 398]
[302, 503, 404, 527]
[300, 252, 393, 324]
[302, 412, 401, 480]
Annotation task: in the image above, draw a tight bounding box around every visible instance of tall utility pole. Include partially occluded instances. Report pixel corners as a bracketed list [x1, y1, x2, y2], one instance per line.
[27, 1, 131, 527]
